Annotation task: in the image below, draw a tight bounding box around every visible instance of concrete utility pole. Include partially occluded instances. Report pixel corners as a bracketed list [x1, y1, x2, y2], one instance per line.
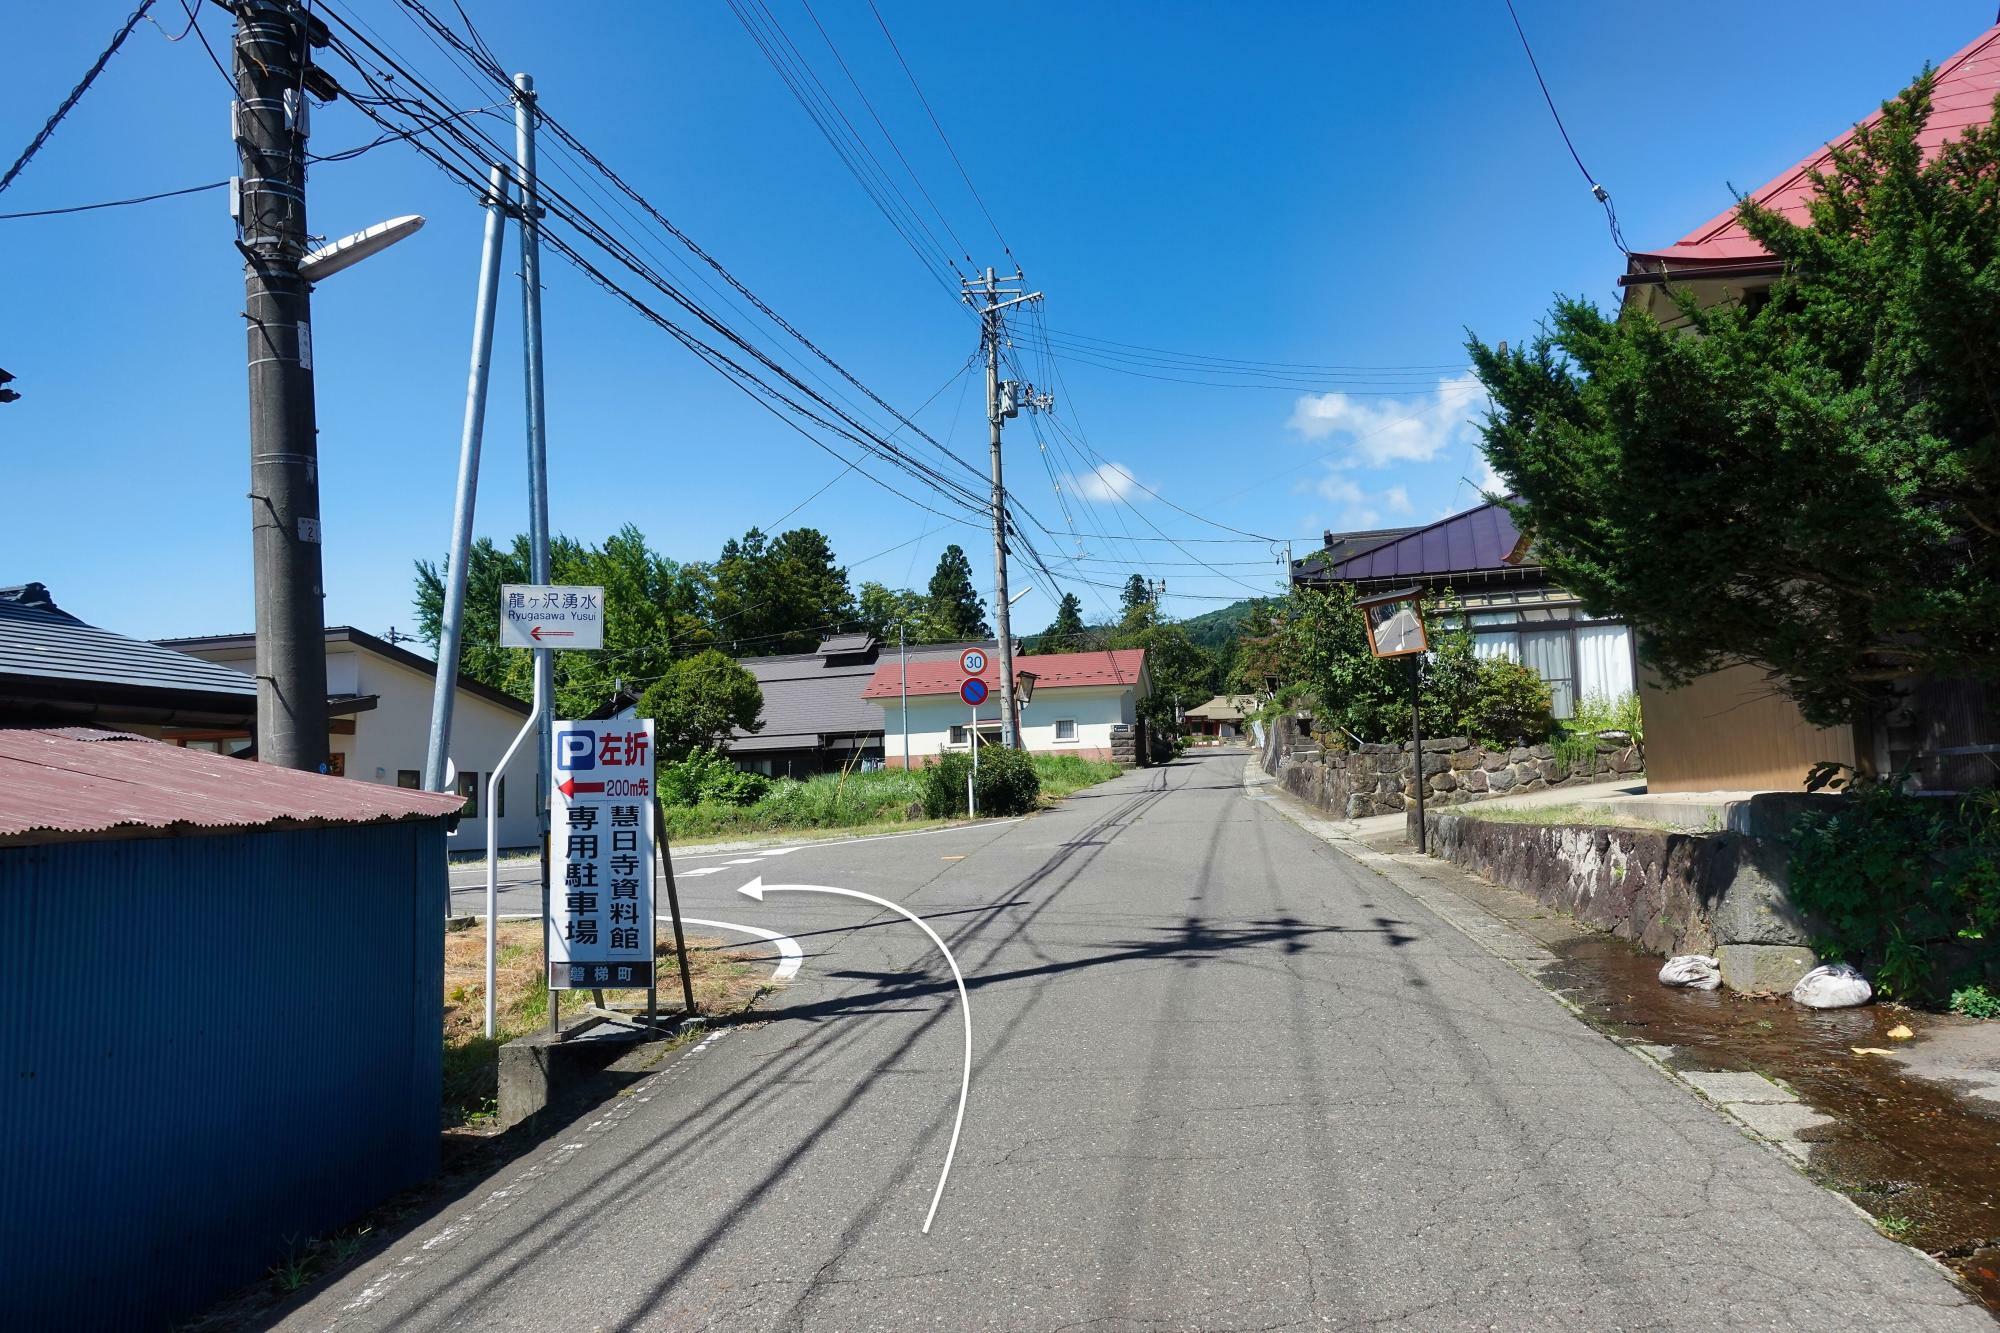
[963, 267, 1048, 749]
[235, 0, 332, 770]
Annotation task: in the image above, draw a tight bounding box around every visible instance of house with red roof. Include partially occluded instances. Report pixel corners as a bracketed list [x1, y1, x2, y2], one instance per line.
[860, 648, 1150, 766]
[1615, 21, 2000, 793]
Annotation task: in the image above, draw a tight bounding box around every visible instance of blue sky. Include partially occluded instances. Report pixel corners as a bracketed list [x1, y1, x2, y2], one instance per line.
[5, 1, 1991, 642]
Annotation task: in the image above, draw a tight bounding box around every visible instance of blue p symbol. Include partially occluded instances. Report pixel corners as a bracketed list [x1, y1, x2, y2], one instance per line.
[558, 731, 596, 771]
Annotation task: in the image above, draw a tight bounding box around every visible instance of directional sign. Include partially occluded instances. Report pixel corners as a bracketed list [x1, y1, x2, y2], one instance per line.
[501, 584, 605, 650]
[959, 647, 987, 674]
[548, 719, 655, 990]
[960, 677, 989, 707]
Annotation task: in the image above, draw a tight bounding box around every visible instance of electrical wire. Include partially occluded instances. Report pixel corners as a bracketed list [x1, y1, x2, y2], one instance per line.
[0, 178, 226, 221]
[1499, 0, 1629, 255]
[864, 0, 1012, 261]
[1, 1, 158, 196]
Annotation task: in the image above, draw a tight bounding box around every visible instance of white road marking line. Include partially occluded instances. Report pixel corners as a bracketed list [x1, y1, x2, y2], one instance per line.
[678, 866, 726, 877]
[674, 915, 804, 981]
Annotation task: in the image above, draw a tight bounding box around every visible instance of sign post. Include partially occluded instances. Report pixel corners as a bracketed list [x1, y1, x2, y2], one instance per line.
[501, 584, 605, 650]
[952, 648, 984, 816]
[1355, 587, 1431, 854]
[547, 719, 657, 1037]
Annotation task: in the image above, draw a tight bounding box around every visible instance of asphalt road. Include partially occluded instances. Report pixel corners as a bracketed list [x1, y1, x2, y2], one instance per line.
[289, 752, 1988, 1331]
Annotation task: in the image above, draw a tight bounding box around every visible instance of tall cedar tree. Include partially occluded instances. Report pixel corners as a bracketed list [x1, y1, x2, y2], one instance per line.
[926, 544, 991, 639]
[1041, 592, 1087, 648]
[709, 527, 856, 656]
[1119, 573, 1153, 613]
[1472, 72, 2000, 726]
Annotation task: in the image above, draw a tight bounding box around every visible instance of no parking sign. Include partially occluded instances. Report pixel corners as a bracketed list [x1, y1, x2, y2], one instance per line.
[960, 678, 988, 706]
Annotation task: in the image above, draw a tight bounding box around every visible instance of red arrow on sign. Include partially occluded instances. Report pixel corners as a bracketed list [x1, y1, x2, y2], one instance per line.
[529, 625, 576, 642]
[557, 777, 606, 799]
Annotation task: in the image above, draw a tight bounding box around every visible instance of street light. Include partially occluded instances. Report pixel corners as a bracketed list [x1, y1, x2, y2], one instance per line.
[1015, 669, 1038, 707]
[1355, 586, 1431, 853]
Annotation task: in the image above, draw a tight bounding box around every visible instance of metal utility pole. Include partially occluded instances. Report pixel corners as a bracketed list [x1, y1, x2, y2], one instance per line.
[898, 621, 910, 770]
[235, 0, 333, 771]
[424, 165, 512, 793]
[963, 267, 1048, 749]
[512, 72, 559, 1034]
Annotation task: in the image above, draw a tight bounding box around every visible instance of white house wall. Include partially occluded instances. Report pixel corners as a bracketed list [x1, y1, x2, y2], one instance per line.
[878, 685, 1135, 765]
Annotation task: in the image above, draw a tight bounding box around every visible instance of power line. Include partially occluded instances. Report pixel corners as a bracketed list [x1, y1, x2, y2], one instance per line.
[864, 0, 1012, 261]
[1027, 325, 1469, 373]
[0, 178, 225, 221]
[1499, 0, 1628, 255]
[1, 1, 158, 196]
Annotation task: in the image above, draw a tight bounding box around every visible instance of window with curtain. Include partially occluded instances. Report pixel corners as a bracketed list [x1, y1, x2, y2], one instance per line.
[1519, 630, 1576, 718]
[1576, 623, 1635, 705]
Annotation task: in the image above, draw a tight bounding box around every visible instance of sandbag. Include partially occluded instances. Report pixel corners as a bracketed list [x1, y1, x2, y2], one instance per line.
[1792, 962, 1873, 1009]
[1659, 954, 1722, 990]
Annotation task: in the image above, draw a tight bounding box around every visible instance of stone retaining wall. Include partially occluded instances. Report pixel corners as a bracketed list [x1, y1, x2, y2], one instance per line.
[1423, 808, 1823, 994]
[1265, 714, 1642, 821]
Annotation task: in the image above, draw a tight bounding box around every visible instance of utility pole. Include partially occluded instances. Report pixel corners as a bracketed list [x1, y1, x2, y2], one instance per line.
[423, 164, 512, 793]
[963, 267, 1049, 749]
[235, 1, 335, 771]
[513, 72, 559, 1036]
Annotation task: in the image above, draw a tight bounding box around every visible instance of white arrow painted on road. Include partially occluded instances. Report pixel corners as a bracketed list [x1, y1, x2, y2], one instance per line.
[737, 875, 971, 1235]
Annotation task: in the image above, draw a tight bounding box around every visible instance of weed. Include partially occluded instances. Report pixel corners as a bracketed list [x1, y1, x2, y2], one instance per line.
[1952, 983, 2000, 1020]
[1876, 1212, 1917, 1239]
[268, 1236, 317, 1292]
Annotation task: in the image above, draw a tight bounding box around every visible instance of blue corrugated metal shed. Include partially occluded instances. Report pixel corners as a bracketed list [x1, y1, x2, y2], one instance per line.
[0, 731, 454, 1330]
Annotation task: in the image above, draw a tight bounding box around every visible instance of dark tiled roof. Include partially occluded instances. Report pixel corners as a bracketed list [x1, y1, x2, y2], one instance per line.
[0, 728, 460, 846]
[1292, 525, 1418, 580]
[1324, 500, 1536, 582]
[731, 640, 1003, 751]
[0, 589, 259, 715]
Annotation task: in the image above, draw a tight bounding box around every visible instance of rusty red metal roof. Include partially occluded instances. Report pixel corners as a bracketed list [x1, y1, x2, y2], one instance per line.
[1631, 24, 2000, 270]
[0, 728, 463, 844]
[860, 648, 1149, 700]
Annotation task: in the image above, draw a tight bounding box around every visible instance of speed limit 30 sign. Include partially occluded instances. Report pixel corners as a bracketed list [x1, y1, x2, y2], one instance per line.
[959, 647, 987, 674]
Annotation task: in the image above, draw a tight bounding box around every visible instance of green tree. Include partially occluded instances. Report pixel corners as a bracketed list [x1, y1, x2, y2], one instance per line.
[637, 649, 764, 758]
[1118, 622, 1218, 733]
[1038, 592, 1087, 650]
[1119, 574, 1153, 613]
[925, 544, 990, 640]
[414, 525, 710, 718]
[1471, 71, 2000, 727]
[709, 526, 856, 655]
[856, 581, 929, 642]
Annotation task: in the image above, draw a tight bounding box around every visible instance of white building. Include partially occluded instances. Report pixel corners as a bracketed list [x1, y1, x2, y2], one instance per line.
[860, 648, 1150, 765]
[156, 627, 541, 850]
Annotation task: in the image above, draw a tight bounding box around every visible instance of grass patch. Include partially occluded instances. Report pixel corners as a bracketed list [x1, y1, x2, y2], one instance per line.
[440, 920, 767, 1127]
[661, 753, 1124, 844]
[1454, 802, 1676, 831]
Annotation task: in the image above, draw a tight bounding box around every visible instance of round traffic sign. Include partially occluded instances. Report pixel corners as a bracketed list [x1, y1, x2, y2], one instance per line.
[960, 677, 989, 707]
[959, 647, 987, 674]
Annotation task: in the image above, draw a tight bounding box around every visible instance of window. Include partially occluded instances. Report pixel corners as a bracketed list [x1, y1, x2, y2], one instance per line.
[1054, 718, 1077, 743]
[948, 725, 968, 746]
[396, 770, 420, 789]
[495, 777, 505, 819]
[457, 772, 479, 819]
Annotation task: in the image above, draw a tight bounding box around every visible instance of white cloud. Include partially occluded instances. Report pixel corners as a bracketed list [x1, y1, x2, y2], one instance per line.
[1313, 475, 1417, 530]
[1382, 484, 1414, 515]
[1071, 461, 1144, 504]
[1476, 452, 1507, 497]
[1285, 372, 1489, 467]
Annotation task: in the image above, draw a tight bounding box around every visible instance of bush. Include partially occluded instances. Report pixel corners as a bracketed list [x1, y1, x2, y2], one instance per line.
[919, 747, 1043, 818]
[1570, 691, 1644, 747]
[1460, 657, 1556, 747]
[1953, 983, 2000, 1020]
[1789, 778, 1999, 1004]
[656, 748, 769, 808]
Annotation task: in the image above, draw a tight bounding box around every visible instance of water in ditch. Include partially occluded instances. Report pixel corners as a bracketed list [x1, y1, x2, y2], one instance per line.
[1542, 933, 2000, 1310]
